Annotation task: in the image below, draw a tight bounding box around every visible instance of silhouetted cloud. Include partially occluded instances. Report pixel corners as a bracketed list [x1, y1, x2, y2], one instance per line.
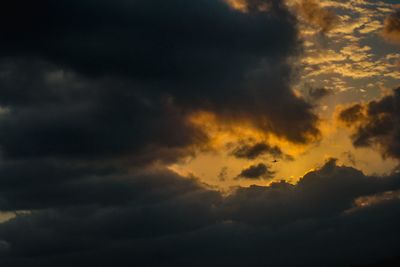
[338, 104, 364, 126]
[0, 1, 397, 266]
[237, 163, 275, 179]
[338, 88, 400, 159]
[230, 141, 293, 160]
[0, 0, 320, 160]
[0, 160, 399, 266]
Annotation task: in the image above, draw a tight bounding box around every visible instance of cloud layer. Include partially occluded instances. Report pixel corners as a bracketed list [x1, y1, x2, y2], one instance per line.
[0, 0, 399, 266]
[0, 0, 320, 157]
[295, 0, 338, 33]
[0, 160, 399, 266]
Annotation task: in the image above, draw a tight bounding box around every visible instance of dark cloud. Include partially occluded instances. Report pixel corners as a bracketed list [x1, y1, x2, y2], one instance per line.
[0, 160, 400, 266]
[0, 1, 397, 266]
[338, 88, 400, 159]
[354, 257, 400, 267]
[230, 140, 293, 160]
[0, 0, 295, 80]
[0, 0, 320, 163]
[295, 0, 338, 33]
[338, 104, 365, 126]
[224, 159, 400, 225]
[0, 59, 207, 162]
[382, 10, 400, 44]
[0, 159, 221, 212]
[237, 163, 275, 179]
[306, 86, 333, 102]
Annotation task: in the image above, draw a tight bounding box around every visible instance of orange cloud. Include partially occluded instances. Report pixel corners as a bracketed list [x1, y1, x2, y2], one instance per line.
[295, 0, 338, 33]
[224, 0, 271, 13]
[188, 110, 318, 158]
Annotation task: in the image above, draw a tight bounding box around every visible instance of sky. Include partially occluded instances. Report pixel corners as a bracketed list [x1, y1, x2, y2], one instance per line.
[0, 0, 399, 266]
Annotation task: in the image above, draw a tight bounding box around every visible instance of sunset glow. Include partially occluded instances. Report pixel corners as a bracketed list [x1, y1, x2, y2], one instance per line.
[1, 0, 400, 266]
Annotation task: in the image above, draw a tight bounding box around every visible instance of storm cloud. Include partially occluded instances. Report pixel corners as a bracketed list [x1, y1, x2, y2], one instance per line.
[0, 0, 397, 266]
[0, 160, 399, 266]
[0, 0, 320, 160]
[339, 88, 400, 159]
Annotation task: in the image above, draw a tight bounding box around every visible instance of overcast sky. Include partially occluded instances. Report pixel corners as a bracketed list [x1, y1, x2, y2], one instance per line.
[0, 0, 399, 266]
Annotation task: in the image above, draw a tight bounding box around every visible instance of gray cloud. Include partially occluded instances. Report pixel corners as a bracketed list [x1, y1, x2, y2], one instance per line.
[338, 88, 400, 159]
[0, 160, 399, 266]
[0, 0, 320, 162]
[0, 1, 397, 266]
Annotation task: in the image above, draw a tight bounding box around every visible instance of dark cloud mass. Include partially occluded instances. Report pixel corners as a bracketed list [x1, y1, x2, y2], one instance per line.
[0, 0, 397, 266]
[0, 0, 320, 153]
[0, 160, 400, 266]
[339, 88, 400, 159]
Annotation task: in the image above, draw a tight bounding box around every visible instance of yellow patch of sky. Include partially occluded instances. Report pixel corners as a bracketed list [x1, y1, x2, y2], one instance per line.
[169, 0, 400, 190]
[170, 111, 397, 189]
[295, 0, 399, 179]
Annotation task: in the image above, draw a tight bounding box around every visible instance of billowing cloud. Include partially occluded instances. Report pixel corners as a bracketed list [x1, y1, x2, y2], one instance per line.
[0, 160, 400, 266]
[0, 0, 321, 165]
[382, 10, 400, 44]
[0, 0, 398, 266]
[338, 88, 400, 159]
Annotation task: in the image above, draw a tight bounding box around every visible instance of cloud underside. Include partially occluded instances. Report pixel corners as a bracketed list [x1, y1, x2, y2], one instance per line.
[0, 159, 399, 266]
[0, 0, 319, 165]
[0, 0, 399, 266]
